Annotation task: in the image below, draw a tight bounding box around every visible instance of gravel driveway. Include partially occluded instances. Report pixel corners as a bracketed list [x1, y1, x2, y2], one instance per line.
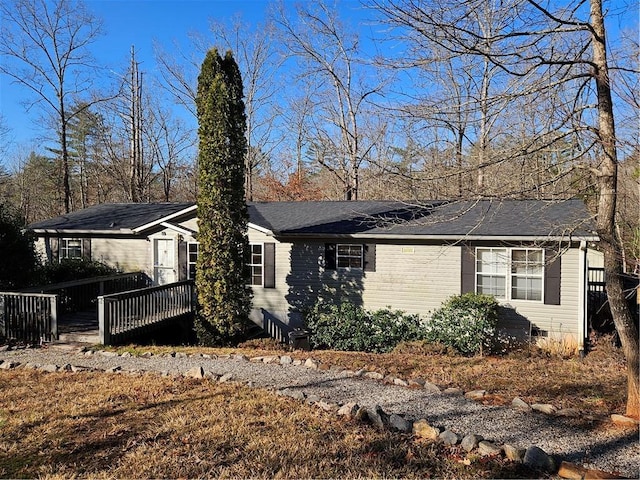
[1, 345, 638, 478]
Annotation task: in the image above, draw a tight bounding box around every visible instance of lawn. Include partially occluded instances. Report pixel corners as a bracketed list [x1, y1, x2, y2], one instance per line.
[0, 337, 629, 479]
[0, 369, 537, 479]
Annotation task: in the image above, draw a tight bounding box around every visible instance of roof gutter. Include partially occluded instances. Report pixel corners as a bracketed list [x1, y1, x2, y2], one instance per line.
[30, 228, 135, 235]
[275, 233, 600, 242]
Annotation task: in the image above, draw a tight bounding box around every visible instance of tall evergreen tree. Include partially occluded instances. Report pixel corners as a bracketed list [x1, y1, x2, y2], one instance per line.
[194, 49, 251, 345]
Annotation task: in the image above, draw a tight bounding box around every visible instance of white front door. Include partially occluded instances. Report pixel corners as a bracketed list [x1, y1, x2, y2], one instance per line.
[154, 238, 176, 285]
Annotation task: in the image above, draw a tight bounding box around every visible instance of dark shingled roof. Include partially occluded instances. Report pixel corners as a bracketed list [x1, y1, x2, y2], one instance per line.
[248, 199, 596, 238]
[29, 199, 596, 239]
[29, 203, 194, 232]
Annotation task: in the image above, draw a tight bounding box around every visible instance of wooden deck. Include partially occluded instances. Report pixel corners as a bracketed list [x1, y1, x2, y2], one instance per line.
[2, 275, 195, 346]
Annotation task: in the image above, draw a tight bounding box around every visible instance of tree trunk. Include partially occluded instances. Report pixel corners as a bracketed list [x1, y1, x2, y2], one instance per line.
[591, 0, 639, 418]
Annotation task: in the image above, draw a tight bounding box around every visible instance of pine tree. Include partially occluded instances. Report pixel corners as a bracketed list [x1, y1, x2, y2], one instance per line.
[194, 49, 251, 345]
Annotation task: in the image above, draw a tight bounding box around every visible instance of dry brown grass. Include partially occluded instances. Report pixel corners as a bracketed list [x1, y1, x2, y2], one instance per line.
[0, 370, 538, 479]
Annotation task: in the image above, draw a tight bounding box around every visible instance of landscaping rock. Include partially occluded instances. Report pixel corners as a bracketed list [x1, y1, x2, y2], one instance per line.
[393, 377, 409, 387]
[40, 364, 58, 372]
[141, 351, 154, 358]
[523, 445, 557, 473]
[478, 440, 502, 456]
[233, 354, 249, 361]
[511, 397, 532, 412]
[0, 361, 18, 369]
[250, 356, 265, 363]
[121, 351, 132, 357]
[304, 358, 319, 370]
[279, 355, 293, 365]
[106, 366, 122, 373]
[388, 414, 413, 433]
[262, 356, 279, 364]
[337, 402, 359, 418]
[316, 401, 339, 412]
[423, 381, 442, 394]
[504, 444, 526, 462]
[557, 461, 625, 479]
[363, 371, 384, 380]
[305, 394, 320, 404]
[439, 430, 460, 446]
[531, 403, 557, 415]
[443, 387, 463, 395]
[413, 419, 441, 440]
[185, 366, 205, 379]
[100, 351, 118, 357]
[292, 359, 303, 366]
[354, 405, 387, 430]
[465, 389, 486, 401]
[218, 373, 233, 383]
[610, 414, 640, 428]
[461, 434, 483, 452]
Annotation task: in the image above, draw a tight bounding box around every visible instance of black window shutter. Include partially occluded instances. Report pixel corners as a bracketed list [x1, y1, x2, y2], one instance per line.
[325, 243, 336, 270]
[82, 238, 91, 261]
[50, 237, 59, 263]
[363, 244, 376, 272]
[177, 239, 187, 281]
[461, 245, 475, 294]
[264, 243, 276, 288]
[544, 248, 561, 305]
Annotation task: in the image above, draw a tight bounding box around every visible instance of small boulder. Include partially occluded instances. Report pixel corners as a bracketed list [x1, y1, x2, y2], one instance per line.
[185, 366, 205, 379]
[531, 403, 557, 415]
[439, 430, 460, 446]
[304, 358, 319, 370]
[0, 361, 18, 370]
[504, 444, 526, 462]
[443, 387, 463, 395]
[388, 414, 413, 433]
[461, 434, 484, 452]
[523, 445, 557, 473]
[262, 356, 279, 364]
[413, 419, 441, 440]
[511, 397, 532, 412]
[121, 351, 132, 357]
[611, 414, 639, 428]
[363, 371, 384, 380]
[40, 364, 59, 373]
[393, 378, 409, 387]
[423, 381, 442, 394]
[478, 441, 502, 456]
[280, 355, 293, 365]
[337, 402, 360, 418]
[218, 373, 233, 383]
[465, 390, 486, 401]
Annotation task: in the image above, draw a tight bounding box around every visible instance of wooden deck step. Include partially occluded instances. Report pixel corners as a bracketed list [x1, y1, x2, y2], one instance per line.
[56, 330, 100, 345]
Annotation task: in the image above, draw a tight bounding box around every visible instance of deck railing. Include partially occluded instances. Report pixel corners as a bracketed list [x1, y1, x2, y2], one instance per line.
[22, 272, 151, 314]
[0, 292, 58, 343]
[98, 280, 195, 345]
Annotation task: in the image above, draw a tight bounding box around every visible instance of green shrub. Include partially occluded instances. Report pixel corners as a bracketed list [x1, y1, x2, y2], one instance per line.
[38, 259, 119, 284]
[424, 293, 499, 356]
[304, 302, 426, 353]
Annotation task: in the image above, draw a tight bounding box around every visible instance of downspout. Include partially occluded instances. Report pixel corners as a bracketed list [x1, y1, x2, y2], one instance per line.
[578, 241, 588, 356]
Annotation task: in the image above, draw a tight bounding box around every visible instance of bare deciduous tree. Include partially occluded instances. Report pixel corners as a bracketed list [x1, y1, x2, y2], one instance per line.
[273, 0, 387, 200]
[376, 0, 639, 416]
[0, 0, 104, 213]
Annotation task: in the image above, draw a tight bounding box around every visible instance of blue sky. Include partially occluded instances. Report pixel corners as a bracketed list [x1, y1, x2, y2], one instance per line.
[1, 0, 637, 164]
[0, 0, 310, 155]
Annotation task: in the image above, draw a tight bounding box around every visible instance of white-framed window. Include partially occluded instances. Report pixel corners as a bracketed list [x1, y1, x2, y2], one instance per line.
[476, 247, 544, 302]
[337, 244, 363, 269]
[60, 238, 82, 260]
[187, 242, 199, 279]
[249, 244, 263, 286]
[511, 248, 543, 301]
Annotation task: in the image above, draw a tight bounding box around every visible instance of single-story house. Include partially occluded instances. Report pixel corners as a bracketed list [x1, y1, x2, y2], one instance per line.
[29, 199, 600, 349]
